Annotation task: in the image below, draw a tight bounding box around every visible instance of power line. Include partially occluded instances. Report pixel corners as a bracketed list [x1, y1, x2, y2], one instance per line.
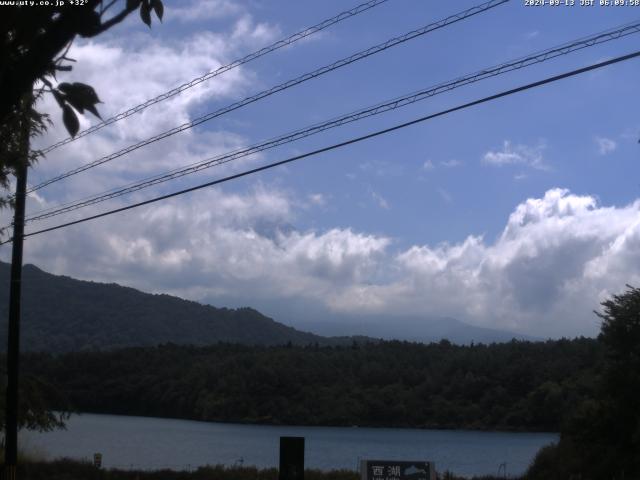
[28, 0, 509, 194]
[39, 0, 392, 155]
[23, 20, 640, 223]
[4, 49, 637, 245]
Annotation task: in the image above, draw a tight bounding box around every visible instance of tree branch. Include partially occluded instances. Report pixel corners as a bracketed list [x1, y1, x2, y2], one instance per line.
[87, 4, 140, 37]
[0, 0, 140, 124]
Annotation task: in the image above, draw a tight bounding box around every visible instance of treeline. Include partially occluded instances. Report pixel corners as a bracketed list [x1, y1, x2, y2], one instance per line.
[22, 337, 601, 432]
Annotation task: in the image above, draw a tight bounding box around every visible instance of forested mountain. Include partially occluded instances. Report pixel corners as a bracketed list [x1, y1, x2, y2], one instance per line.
[0, 262, 331, 351]
[22, 338, 602, 432]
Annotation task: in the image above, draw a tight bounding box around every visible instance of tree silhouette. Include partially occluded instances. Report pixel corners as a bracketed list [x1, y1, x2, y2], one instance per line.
[527, 285, 640, 479]
[0, 0, 165, 434]
[0, 0, 164, 207]
[593, 285, 640, 475]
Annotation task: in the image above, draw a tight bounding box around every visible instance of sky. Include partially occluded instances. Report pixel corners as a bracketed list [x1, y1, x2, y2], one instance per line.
[2, 0, 640, 339]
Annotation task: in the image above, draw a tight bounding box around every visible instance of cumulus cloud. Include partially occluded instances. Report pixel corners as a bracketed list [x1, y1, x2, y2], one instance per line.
[483, 140, 547, 170]
[422, 160, 435, 171]
[354, 188, 640, 337]
[595, 136, 617, 155]
[7, 186, 640, 339]
[12, 185, 390, 305]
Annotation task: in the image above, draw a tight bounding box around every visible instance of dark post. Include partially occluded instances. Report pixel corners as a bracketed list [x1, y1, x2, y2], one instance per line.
[279, 436, 304, 480]
[3, 104, 30, 480]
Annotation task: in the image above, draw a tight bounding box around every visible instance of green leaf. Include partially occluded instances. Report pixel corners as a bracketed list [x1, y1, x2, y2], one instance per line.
[62, 104, 79, 137]
[71, 82, 101, 104]
[65, 97, 85, 114]
[151, 0, 164, 21]
[57, 83, 102, 119]
[56, 82, 73, 94]
[52, 90, 65, 107]
[140, 0, 152, 27]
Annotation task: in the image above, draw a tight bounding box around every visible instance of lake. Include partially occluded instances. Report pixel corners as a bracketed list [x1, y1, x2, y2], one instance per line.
[22, 413, 557, 478]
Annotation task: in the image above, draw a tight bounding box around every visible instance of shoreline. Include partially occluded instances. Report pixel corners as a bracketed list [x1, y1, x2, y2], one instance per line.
[57, 410, 561, 435]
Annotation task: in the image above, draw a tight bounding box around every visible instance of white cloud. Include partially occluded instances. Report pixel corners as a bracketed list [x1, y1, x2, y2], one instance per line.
[483, 140, 547, 170]
[230, 15, 282, 49]
[373, 189, 639, 337]
[308, 193, 327, 207]
[13, 186, 390, 303]
[440, 159, 462, 168]
[436, 187, 453, 204]
[359, 160, 403, 177]
[423, 160, 435, 171]
[620, 127, 640, 142]
[595, 136, 617, 155]
[20, 12, 282, 218]
[371, 190, 390, 210]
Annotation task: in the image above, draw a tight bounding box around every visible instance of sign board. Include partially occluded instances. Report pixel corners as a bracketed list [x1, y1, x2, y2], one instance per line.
[279, 436, 304, 480]
[360, 460, 435, 480]
[93, 453, 102, 468]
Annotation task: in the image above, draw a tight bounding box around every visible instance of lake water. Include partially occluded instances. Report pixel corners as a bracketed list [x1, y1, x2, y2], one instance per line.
[22, 413, 557, 478]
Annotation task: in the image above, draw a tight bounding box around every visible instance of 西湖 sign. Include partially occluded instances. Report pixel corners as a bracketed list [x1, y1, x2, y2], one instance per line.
[360, 460, 435, 480]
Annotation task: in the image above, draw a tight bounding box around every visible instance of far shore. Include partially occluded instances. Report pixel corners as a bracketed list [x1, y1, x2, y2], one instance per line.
[54, 410, 561, 435]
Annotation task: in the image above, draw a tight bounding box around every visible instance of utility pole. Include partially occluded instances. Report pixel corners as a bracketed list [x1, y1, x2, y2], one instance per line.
[3, 97, 30, 480]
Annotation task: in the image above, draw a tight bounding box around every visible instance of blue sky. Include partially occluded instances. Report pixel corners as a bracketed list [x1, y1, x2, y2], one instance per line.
[2, 0, 640, 338]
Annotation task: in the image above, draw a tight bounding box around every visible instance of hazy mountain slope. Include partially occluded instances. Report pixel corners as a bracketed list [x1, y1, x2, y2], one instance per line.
[294, 316, 538, 344]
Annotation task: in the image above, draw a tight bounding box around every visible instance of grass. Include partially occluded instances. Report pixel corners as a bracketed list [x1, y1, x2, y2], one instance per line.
[14, 459, 517, 480]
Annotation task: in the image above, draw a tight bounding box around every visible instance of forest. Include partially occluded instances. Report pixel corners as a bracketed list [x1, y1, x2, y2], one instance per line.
[20, 337, 601, 432]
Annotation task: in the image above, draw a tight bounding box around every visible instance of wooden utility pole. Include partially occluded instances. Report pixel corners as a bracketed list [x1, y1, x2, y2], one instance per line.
[3, 98, 30, 480]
